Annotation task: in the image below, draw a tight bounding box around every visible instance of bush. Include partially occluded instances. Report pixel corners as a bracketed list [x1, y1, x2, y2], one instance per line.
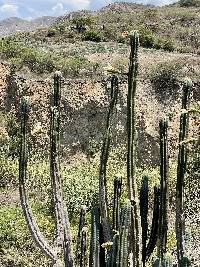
[83, 29, 103, 42]
[179, 0, 200, 7]
[139, 27, 156, 48]
[149, 61, 184, 97]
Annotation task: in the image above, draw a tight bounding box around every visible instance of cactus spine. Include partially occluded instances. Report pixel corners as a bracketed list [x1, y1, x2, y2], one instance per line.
[99, 75, 119, 242]
[175, 79, 192, 266]
[127, 31, 141, 267]
[158, 119, 169, 263]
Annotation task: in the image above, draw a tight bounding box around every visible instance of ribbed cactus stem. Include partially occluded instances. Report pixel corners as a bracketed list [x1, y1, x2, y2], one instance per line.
[146, 186, 161, 261]
[99, 75, 119, 242]
[119, 200, 132, 267]
[110, 233, 120, 267]
[140, 176, 149, 266]
[80, 227, 88, 267]
[50, 72, 73, 266]
[176, 78, 192, 266]
[127, 31, 141, 267]
[76, 205, 87, 265]
[89, 207, 101, 267]
[158, 119, 169, 262]
[19, 97, 57, 262]
[112, 176, 122, 231]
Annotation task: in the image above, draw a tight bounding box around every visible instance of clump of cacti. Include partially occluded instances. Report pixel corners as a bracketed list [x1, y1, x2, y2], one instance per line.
[17, 31, 195, 267]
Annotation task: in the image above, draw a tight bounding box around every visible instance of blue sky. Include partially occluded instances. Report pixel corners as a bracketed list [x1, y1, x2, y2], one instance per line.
[0, 0, 177, 20]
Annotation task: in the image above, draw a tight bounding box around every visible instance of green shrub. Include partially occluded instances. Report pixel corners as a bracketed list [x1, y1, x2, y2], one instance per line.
[0, 205, 53, 266]
[139, 27, 156, 48]
[149, 60, 184, 96]
[179, 0, 200, 7]
[83, 29, 103, 42]
[46, 28, 56, 37]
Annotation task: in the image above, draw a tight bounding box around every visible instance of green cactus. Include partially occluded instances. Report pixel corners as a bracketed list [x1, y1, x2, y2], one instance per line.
[146, 186, 161, 261]
[112, 176, 122, 232]
[140, 176, 149, 266]
[99, 75, 119, 242]
[180, 257, 191, 267]
[127, 31, 141, 267]
[76, 205, 87, 265]
[139, 177, 161, 265]
[89, 207, 101, 267]
[110, 233, 120, 267]
[152, 254, 174, 267]
[19, 73, 74, 267]
[158, 119, 169, 262]
[176, 78, 192, 266]
[119, 200, 132, 267]
[80, 227, 88, 267]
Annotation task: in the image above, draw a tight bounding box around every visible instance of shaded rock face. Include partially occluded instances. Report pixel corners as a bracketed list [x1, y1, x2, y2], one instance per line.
[0, 62, 199, 166]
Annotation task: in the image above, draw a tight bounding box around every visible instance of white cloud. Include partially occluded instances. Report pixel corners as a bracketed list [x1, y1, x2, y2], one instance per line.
[0, 3, 19, 19]
[66, 0, 90, 9]
[52, 3, 65, 16]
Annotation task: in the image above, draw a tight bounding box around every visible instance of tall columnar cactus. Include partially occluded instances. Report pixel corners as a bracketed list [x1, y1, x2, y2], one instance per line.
[76, 205, 87, 265]
[158, 119, 169, 262]
[146, 186, 160, 261]
[140, 176, 149, 266]
[19, 72, 74, 267]
[89, 207, 101, 267]
[79, 227, 88, 267]
[127, 31, 141, 266]
[99, 75, 119, 242]
[112, 176, 122, 232]
[119, 200, 132, 267]
[176, 78, 192, 266]
[19, 97, 57, 263]
[139, 178, 161, 266]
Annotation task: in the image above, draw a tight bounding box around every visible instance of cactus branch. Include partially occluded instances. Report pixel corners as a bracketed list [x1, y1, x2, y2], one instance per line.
[176, 79, 192, 266]
[127, 31, 141, 267]
[112, 176, 122, 232]
[50, 72, 73, 266]
[158, 119, 169, 262]
[99, 75, 119, 242]
[19, 97, 57, 262]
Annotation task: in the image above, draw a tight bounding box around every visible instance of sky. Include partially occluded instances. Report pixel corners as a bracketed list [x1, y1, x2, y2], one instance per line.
[0, 0, 177, 20]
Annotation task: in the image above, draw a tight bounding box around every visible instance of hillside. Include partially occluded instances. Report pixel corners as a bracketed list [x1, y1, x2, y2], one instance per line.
[0, 16, 56, 37]
[8, 1, 198, 55]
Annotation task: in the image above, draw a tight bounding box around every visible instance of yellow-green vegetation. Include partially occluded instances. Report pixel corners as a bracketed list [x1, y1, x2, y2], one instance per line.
[0, 38, 100, 77]
[10, 2, 200, 54]
[0, 155, 177, 266]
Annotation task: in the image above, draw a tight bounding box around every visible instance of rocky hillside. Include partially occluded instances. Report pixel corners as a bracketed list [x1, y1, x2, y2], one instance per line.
[0, 16, 56, 37]
[0, 48, 199, 166]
